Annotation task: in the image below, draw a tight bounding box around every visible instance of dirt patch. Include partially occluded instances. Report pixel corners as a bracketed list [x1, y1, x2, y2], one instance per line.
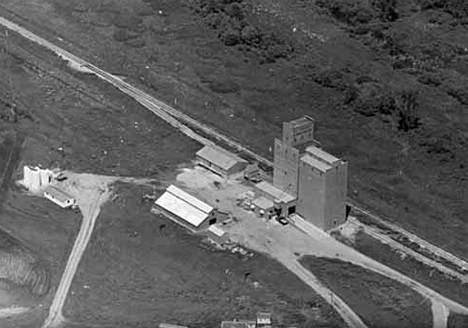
[300, 255, 432, 328]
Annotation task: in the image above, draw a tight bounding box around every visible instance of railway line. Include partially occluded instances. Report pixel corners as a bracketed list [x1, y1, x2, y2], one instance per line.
[2, 10, 466, 283]
[348, 217, 468, 283]
[1, 13, 467, 328]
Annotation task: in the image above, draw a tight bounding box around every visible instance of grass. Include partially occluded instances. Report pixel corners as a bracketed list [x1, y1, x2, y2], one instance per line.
[448, 313, 468, 328]
[63, 182, 345, 328]
[353, 231, 468, 308]
[300, 255, 433, 328]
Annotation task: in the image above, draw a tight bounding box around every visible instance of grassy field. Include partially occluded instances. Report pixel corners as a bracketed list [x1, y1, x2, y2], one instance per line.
[350, 231, 468, 308]
[300, 255, 432, 328]
[0, 0, 467, 263]
[63, 182, 345, 328]
[448, 313, 468, 328]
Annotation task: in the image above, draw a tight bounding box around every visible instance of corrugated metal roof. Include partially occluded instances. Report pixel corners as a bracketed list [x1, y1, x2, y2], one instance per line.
[208, 224, 225, 237]
[155, 192, 210, 227]
[305, 146, 339, 165]
[196, 145, 247, 171]
[255, 181, 296, 203]
[301, 154, 332, 172]
[167, 185, 213, 213]
[43, 186, 74, 203]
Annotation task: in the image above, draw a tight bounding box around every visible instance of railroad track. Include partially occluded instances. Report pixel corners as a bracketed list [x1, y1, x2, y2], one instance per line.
[348, 217, 468, 283]
[1, 12, 467, 315]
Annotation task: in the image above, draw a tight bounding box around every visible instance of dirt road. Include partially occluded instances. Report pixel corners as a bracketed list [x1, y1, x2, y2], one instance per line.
[291, 216, 468, 326]
[431, 301, 448, 328]
[0, 14, 465, 282]
[41, 174, 113, 328]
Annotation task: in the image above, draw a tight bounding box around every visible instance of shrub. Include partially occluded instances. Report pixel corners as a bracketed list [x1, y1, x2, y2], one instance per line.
[418, 73, 442, 86]
[112, 29, 139, 42]
[240, 25, 261, 45]
[371, 0, 399, 21]
[447, 87, 468, 105]
[377, 92, 397, 114]
[220, 28, 240, 46]
[397, 90, 421, 131]
[225, 2, 244, 20]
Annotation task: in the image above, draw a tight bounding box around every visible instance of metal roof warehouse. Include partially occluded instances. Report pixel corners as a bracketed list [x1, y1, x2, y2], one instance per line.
[153, 185, 217, 231]
[196, 145, 248, 178]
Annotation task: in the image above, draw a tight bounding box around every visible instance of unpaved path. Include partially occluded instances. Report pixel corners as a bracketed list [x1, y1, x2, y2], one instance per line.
[0, 13, 466, 282]
[431, 301, 448, 328]
[41, 173, 113, 328]
[40, 172, 161, 328]
[176, 167, 467, 328]
[0, 306, 28, 318]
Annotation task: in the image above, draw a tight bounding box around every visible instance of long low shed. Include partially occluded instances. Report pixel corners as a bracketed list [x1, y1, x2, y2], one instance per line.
[196, 145, 248, 178]
[153, 185, 217, 231]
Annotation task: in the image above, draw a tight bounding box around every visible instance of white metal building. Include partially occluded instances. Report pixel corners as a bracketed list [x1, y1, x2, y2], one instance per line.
[43, 186, 76, 208]
[153, 185, 217, 230]
[195, 145, 248, 178]
[23, 166, 53, 192]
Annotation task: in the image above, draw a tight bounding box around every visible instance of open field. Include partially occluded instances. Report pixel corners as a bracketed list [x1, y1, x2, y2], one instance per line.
[0, 14, 200, 326]
[300, 255, 432, 328]
[0, 132, 51, 308]
[448, 313, 468, 328]
[0, 0, 467, 263]
[345, 230, 468, 308]
[63, 182, 345, 328]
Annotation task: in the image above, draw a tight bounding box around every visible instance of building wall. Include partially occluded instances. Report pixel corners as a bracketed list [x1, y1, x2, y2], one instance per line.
[324, 161, 348, 230]
[273, 139, 300, 196]
[196, 156, 228, 178]
[297, 159, 326, 229]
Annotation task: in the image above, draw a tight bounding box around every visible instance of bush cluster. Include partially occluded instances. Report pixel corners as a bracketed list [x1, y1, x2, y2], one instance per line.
[192, 0, 294, 63]
[316, 0, 399, 25]
[419, 0, 468, 19]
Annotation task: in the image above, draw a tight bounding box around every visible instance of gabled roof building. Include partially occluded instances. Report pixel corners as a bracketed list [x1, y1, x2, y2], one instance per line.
[196, 145, 248, 178]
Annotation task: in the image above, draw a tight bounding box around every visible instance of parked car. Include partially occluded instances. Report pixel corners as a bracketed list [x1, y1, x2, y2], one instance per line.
[276, 216, 289, 226]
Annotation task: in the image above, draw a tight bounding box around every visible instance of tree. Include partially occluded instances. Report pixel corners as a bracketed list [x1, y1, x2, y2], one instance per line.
[397, 90, 420, 131]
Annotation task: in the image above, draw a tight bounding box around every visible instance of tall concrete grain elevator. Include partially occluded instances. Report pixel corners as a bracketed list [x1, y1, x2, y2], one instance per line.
[272, 116, 348, 231]
[297, 146, 348, 230]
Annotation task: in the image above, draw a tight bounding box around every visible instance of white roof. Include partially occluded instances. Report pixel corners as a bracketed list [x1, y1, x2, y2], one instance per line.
[43, 186, 74, 202]
[305, 146, 340, 165]
[196, 145, 247, 171]
[252, 196, 274, 210]
[255, 181, 296, 203]
[301, 154, 332, 172]
[208, 224, 225, 237]
[167, 185, 213, 213]
[155, 192, 210, 227]
[155, 185, 214, 227]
